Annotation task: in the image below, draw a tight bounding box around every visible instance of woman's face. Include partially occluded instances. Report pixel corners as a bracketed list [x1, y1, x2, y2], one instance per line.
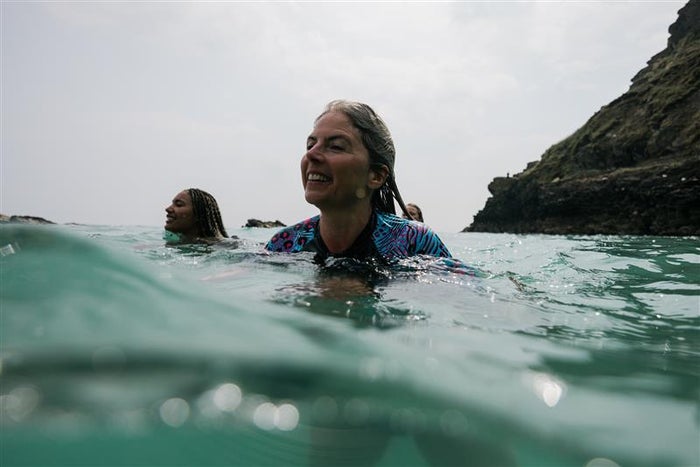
[164, 190, 198, 237]
[301, 111, 383, 212]
[405, 204, 422, 222]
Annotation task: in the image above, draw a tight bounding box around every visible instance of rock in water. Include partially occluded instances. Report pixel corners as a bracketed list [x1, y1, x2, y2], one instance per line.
[0, 214, 55, 225]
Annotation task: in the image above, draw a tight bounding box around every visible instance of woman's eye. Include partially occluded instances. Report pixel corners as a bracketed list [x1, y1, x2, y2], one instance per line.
[330, 145, 344, 151]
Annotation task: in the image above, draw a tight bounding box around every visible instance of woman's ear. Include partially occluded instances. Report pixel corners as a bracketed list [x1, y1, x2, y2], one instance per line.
[368, 165, 389, 189]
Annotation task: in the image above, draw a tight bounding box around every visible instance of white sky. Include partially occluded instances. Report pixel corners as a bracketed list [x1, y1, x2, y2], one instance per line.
[1, 1, 686, 232]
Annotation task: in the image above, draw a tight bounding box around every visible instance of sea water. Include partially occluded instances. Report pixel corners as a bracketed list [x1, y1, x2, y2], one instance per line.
[1, 224, 698, 467]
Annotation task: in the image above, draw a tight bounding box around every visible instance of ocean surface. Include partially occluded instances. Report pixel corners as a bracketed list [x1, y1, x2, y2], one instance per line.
[1, 223, 698, 467]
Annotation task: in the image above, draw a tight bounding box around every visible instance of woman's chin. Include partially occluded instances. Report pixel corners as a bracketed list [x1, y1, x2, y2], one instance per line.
[304, 193, 324, 207]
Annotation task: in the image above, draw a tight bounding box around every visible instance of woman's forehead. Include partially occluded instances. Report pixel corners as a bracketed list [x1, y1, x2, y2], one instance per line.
[313, 111, 357, 136]
[174, 191, 191, 202]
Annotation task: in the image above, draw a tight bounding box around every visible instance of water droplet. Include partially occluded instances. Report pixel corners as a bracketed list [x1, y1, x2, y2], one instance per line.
[530, 373, 566, 408]
[275, 403, 299, 431]
[213, 383, 242, 412]
[159, 398, 190, 427]
[2, 386, 41, 422]
[253, 402, 277, 430]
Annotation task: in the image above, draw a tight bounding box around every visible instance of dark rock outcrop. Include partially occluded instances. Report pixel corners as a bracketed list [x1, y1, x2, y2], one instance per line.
[243, 219, 286, 228]
[0, 214, 55, 225]
[466, 1, 699, 236]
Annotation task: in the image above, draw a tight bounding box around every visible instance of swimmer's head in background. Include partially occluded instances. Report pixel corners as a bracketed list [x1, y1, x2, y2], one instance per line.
[165, 188, 228, 242]
[187, 188, 228, 239]
[404, 203, 424, 222]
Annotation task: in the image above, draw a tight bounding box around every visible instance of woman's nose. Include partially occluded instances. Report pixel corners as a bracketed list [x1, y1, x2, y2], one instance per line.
[305, 143, 323, 162]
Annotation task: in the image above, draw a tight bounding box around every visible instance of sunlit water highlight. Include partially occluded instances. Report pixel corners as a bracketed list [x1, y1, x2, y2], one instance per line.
[1, 224, 698, 466]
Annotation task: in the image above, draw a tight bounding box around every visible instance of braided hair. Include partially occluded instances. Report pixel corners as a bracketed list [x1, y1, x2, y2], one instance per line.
[316, 100, 411, 218]
[187, 188, 228, 238]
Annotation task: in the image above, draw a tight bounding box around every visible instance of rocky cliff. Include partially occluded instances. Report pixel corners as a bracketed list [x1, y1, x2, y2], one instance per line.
[466, 1, 699, 236]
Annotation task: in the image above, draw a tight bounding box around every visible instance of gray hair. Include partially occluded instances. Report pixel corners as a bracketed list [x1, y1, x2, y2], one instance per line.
[316, 99, 410, 217]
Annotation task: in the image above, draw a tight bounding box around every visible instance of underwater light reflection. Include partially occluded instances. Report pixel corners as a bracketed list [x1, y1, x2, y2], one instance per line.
[528, 372, 567, 408]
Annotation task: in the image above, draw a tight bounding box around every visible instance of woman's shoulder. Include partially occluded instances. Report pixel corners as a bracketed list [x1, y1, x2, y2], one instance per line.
[375, 212, 431, 233]
[374, 211, 451, 258]
[265, 216, 319, 252]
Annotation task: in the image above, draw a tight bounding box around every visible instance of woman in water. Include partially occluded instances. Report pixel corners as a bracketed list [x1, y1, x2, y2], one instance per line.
[265, 101, 499, 465]
[164, 188, 228, 244]
[265, 99, 450, 262]
[402, 203, 424, 222]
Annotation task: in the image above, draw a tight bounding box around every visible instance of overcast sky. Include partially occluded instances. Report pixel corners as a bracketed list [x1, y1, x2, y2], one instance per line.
[2, 1, 686, 232]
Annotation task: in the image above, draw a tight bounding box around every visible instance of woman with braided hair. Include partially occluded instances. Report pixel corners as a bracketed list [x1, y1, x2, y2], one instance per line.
[164, 188, 228, 244]
[266, 99, 451, 262]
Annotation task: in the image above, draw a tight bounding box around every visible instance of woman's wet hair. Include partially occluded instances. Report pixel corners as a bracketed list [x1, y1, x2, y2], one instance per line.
[187, 188, 228, 238]
[317, 100, 411, 217]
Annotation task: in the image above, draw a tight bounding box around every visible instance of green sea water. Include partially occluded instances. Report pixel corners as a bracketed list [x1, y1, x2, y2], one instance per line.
[1, 224, 698, 466]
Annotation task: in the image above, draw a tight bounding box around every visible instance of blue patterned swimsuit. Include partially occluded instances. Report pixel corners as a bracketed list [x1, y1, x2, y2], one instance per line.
[265, 211, 452, 262]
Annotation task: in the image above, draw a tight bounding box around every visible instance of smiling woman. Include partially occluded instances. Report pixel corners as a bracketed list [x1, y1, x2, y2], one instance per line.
[265, 100, 451, 263]
[164, 188, 228, 244]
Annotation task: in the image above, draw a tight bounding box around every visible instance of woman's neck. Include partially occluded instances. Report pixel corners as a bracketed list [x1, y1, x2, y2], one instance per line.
[179, 227, 222, 244]
[318, 205, 373, 254]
